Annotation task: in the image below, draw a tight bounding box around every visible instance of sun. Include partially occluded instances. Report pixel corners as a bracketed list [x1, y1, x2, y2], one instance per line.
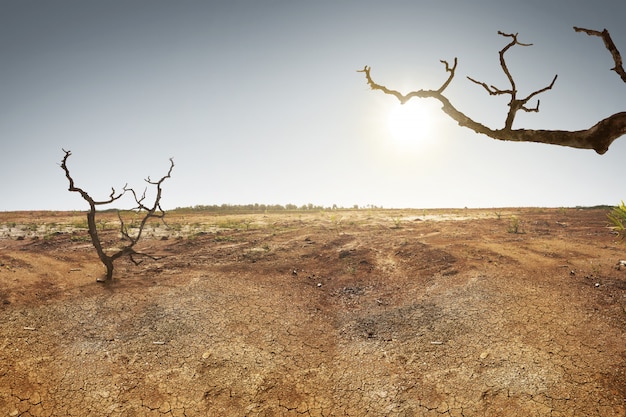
[387, 100, 437, 146]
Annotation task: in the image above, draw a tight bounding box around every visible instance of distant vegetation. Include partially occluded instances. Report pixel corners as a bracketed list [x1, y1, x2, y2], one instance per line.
[172, 203, 383, 214]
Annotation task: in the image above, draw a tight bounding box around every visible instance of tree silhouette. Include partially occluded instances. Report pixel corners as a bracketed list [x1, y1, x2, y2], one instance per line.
[60, 150, 174, 282]
[359, 27, 626, 154]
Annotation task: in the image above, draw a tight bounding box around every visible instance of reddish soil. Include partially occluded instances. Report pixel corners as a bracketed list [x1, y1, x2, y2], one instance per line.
[0, 208, 625, 416]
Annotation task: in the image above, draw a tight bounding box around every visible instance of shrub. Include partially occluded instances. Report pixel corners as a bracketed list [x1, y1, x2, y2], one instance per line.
[608, 201, 626, 240]
[507, 216, 523, 234]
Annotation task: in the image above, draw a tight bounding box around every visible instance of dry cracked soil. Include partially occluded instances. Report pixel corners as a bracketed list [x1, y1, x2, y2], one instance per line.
[0, 207, 625, 416]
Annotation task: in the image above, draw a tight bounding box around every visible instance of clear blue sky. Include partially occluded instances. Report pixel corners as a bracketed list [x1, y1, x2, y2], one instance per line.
[1, 0, 625, 211]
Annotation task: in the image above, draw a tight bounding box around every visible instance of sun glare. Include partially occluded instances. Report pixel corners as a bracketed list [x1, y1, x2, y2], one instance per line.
[387, 100, 437, 147]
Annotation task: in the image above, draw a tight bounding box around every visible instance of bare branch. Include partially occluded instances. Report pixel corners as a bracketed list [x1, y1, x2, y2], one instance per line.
[359, 67, 625, 154]
[497, 32, 526, 97]
[357, 58, 457, 105]
[122, 158, 175, 249]
[60, 149, 125, 206]
[574, 26, 626, 83]
[358, 66, 424, 104]
[358, 66, 497, 134]
[522, 99, 541, 113]
[129, 251, 162, 265]
[519, 74, 558, 111]
[117, 210, 132, 242]
[436, 58, 457, 93]
[497, 31, 533, 47]
[466, 76, 512, 96]
[359, 29, 626, 153]
[493, 112, 626, 154]
[466, 32, 558, 129]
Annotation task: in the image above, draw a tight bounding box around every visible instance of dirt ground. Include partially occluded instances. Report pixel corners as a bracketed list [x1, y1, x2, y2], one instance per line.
[0, 207, 625, 416]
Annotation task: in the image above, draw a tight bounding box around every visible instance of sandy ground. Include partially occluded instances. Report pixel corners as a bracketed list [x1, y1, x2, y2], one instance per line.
[0, 207, 625, 416]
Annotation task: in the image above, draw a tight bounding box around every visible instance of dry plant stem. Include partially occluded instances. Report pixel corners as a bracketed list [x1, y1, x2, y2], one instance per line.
[359, 28, 626, 154]
[60, 149, 174, 281]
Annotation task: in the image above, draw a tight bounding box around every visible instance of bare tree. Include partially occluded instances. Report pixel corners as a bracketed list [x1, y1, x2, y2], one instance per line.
[60, 149, 174, 282]
[359, 27, 626, 154]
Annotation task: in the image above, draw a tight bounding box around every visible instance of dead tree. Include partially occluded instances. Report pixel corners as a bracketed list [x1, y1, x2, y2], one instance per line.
[60, 149, 174, 282]
[359, 27, 626, 154]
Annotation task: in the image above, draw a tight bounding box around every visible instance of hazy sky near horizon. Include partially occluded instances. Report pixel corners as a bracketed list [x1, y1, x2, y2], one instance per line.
[1, 0, 625, 211]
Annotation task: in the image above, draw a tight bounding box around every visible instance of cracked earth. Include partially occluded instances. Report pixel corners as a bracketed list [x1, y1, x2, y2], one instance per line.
[0, 208, 625, 416]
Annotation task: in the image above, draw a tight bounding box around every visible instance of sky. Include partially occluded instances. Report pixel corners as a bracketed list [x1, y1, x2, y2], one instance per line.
[1, 0, 625, 211]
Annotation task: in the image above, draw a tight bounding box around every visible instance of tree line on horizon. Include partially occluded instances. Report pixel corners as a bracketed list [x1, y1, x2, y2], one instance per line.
[173, 203, 383, 213]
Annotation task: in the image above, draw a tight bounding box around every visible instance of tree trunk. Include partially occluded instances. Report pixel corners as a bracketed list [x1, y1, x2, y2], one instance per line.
[85, 203, 114, 282]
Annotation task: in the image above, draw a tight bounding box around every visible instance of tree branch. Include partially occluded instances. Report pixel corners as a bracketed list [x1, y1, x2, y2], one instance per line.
[519, 74, 558, 113]
[357, 58, 457, 104]
[466, 76, 512, 96]
[359, 29, 625, 154]
[436, 58, 457, 93]
[60, 149, 126, 206]
[466, 32, 557, 129]
[358, 65, 625, 154]
[574, 26, 626, 83]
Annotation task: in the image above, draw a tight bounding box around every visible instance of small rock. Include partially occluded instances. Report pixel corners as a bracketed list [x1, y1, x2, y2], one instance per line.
[594, 283, 600, 288]
[317, 283, 322, 287]
[202, 351, 212, 359]
[480, 351, 490, 359]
